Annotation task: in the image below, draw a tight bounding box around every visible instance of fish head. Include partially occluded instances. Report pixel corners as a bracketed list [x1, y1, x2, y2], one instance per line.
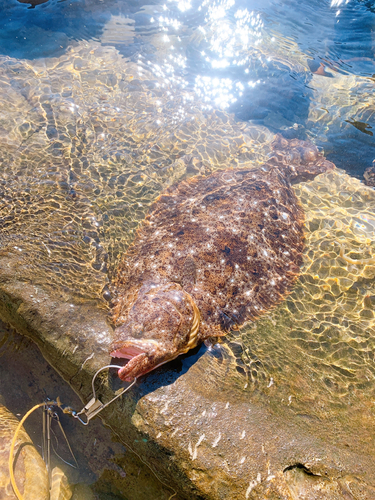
[110, 282, 200, 381]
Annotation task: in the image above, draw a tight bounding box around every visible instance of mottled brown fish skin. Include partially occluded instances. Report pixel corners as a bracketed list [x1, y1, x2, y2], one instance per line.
[110, 136, 335, 381]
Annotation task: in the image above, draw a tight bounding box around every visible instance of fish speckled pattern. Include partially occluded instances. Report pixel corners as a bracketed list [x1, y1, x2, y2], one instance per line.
[110, 136, 335, 380]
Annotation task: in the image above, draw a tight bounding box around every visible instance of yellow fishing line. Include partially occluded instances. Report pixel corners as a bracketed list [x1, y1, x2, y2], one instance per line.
[9, 398, 177, 500]
[9, 401, 55, 500]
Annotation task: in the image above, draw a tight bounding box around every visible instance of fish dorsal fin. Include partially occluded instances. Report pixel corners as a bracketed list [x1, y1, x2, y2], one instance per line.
[182, 255, 197, 289]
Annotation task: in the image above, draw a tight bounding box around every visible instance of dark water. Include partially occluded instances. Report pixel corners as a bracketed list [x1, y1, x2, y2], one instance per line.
[0, 0, 374, 175]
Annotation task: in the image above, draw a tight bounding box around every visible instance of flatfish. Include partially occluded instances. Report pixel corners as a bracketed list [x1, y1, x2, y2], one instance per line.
[110, 136, 335, 380]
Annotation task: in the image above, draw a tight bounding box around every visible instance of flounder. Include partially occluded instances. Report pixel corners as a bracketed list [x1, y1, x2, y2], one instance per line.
[110, 136, 335, 380]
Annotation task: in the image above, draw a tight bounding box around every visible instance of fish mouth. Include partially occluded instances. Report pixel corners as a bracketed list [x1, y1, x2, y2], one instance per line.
[110, 339, 160, 381]
[110, 344, 146, 360]
[110, 339, 160, 359]
[109, 293, 200, 381]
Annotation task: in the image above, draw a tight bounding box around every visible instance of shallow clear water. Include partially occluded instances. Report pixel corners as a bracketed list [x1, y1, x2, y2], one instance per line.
[0, 0, 374, 174]
[0, 0, 375, 498]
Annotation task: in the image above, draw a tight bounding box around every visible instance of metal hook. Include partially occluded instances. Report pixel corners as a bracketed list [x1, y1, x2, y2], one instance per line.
[72, 365, 137, 425]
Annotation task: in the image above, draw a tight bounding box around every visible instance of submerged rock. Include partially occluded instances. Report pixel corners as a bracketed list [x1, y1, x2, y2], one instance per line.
[0, 42, 375, 499]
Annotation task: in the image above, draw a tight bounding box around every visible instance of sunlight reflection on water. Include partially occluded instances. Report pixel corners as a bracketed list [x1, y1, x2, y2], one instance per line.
[146, 0, 265, 109]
